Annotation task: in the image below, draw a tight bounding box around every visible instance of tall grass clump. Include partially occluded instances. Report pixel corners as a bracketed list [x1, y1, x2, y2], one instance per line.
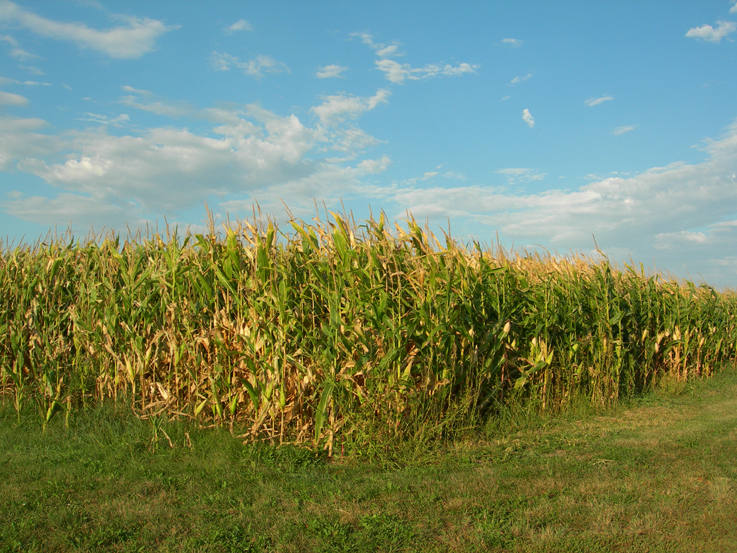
[1, 209, 736, 455]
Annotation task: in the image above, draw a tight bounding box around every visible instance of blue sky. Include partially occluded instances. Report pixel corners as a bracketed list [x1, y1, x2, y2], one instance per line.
[1, 1, 737, 287]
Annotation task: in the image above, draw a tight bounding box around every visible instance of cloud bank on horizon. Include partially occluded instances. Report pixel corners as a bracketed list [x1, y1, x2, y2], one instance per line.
[1, 0, 737, 287]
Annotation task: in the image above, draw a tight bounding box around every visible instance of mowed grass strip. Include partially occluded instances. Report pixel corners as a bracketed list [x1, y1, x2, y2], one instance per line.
[2, 365, 736, 552]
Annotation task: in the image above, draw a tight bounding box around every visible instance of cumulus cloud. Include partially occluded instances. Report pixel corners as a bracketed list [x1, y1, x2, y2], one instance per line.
[613, 125, 635, 136]
[509, 73, 533, 85]
[224, 19, 252, 34]
[375, 59, 477, 84]
[311, 89, 390, 126]
[316, 64, 348, 79]
[12, 110, 316, 215]
[585, 95, 613, 107]
[686, 20, 736, 43]
[0, 0, 178, 58]
[522, 108, 535, 128]
[0, 88, 392, 233]
[210, 52, 290, 79]
[501, 38, 523, 47]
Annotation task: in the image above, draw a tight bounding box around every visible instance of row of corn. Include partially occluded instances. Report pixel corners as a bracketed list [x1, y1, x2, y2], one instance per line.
[1, 211, 736, 452]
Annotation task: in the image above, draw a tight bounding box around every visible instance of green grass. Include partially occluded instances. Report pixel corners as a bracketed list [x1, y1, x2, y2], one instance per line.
[2, 366, 737, 552]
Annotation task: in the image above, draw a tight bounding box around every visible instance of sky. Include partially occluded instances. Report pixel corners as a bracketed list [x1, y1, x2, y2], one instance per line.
[1, 1, 737, 287]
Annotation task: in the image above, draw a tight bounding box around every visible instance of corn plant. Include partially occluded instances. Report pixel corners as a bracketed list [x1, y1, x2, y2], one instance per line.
[1, 210, 736, 453]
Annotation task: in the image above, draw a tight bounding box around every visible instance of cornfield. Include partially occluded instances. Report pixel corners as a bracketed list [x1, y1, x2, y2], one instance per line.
[2, 210, 736, 454]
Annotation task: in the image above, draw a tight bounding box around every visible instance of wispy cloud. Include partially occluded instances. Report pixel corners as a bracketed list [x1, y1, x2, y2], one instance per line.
[585, 95, 613, 107]
[311, 89, 390, 126]
[315, 64, 348, 79]
[353, 31, 477, 84]
[19, 65, 44, 75]
[0, 1, 179, 58]
[509, 73, 533, 85]
[731, 1, 737, 14]
[210, 52, 290, 79]
[501, 38, 523, 48]
[375, 59, 477, 84]
[77, 112, 130, 126]
[686, 20, 736, 43]
[350, 32, 400, 57]
[613, 125, 635, 136]
[224, 19, 252, 34]
[119, 86, 194, 118]
[0, 33, 39, 60]
[497, 167, 545, 184]
[522, 108, 535, 128]
[0, 77, 50, 86]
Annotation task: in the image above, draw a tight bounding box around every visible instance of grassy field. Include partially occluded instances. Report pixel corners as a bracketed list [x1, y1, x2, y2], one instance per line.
[2, 364, 736, 552]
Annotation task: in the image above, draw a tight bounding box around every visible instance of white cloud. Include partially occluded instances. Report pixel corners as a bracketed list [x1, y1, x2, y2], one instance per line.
[315, 64, 348, 79]
[0, 1, 178, 58]
[354, 31, 477, 84]
[77, 112, 130, 126]
[311, 89, 390, 126]
[442, 171, 466, 181]
[374, 119, 737, 286]
[0, 115, 62, 170]
[498, 167, 545, 184]
[119, 86, 194, 118]
[501, 38, 523, 47]
[19, 65, 43, 75]
[376, 45, 398, 57]
[522, 108, 535, 128]
[613, 125, 635, 136]
[224, 19, 252, 34]
[357, 155, 391, 175]
[500, 95, 511, 101]
[375, 59, 477, 84]
[585, 95, 613, 107]
[731, 1, 737, 14]
[0, 33, 39, 60]
[509, 73, 533, 85]
[13, 110, 316, 214]
[654, 230, 707, 250]
[686, 20, 737, 43]
[0, 77, 50, 87]
[0, 90, 28, 106]
[350, 32, 400, 57]
[210, 52, 290, 79]
[0, 89, 391, 232]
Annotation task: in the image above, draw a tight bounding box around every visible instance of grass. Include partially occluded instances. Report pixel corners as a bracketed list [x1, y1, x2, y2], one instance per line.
[2, 365, 737, 552]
